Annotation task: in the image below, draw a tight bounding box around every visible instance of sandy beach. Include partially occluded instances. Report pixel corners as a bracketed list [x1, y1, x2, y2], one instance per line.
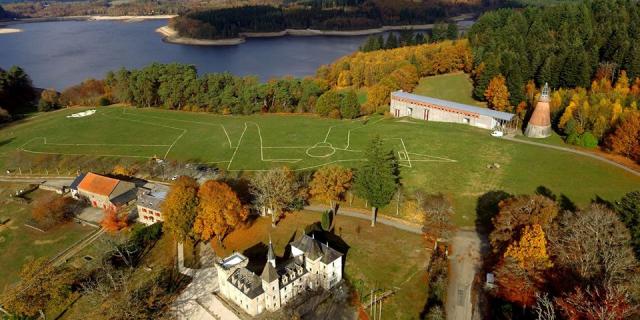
[0, 28, 21, 34]
[157, 23, 449, 46]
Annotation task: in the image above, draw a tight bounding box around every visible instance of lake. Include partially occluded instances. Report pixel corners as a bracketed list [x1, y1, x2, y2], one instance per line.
[0, 19, 371, 89]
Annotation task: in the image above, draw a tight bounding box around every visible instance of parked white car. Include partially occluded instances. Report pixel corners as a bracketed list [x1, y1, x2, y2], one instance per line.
[491, 130, 504, 137]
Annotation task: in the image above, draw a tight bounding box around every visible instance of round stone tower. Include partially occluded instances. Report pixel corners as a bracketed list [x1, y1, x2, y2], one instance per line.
[525, 83, 552, 138]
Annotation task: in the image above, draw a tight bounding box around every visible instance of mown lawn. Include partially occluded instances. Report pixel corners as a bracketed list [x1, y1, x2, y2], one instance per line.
[412, 72, 485, 107]
[0, 107, 637, 226]
[0, 185, 94, 292]
[213, 211, 430, 320]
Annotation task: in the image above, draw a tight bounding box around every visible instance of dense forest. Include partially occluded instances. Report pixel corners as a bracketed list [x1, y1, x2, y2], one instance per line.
[171, 0, 480, 39]
[0, 66, 36, 120]
[466, 0, 640, 160]
[1, 0, 283, 18]
[469, 0, 640, 106]
[359, 23, 457, 52]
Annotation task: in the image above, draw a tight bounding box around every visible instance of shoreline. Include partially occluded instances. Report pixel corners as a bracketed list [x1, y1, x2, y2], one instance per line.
[158, 20, 475, 46]
[0, 14, 176, 26]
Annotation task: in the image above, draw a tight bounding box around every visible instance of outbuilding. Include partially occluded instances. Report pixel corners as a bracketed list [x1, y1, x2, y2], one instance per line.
[390, 91, 517, 131]
[75, 172, 137, 211]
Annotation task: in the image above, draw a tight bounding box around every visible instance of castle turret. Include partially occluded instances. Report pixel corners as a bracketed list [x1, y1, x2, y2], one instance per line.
[525, 83, 552, 138]
[261, 238, 280, 312]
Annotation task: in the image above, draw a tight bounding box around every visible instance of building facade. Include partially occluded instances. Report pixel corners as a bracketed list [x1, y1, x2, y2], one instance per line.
[390, 91, 517, 131]
[74, 172, 137, 211]
[215, 234, 343, 316]
[136, 183, 169, 225]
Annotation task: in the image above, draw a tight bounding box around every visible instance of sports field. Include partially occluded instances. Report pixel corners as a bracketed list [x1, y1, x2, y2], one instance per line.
[0, 106, 637, 225]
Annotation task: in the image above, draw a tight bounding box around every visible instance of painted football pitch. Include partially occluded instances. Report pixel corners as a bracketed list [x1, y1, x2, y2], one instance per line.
[1, 106, 638, 225]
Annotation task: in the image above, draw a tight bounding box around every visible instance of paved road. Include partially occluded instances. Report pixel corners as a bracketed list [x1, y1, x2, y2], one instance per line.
[446, 229, 484, 320]
[304, 204, 422, 234]
[503, 136, 640, 176]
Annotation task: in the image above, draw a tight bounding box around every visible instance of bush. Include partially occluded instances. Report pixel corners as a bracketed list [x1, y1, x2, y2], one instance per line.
[579, 132, 598, 148]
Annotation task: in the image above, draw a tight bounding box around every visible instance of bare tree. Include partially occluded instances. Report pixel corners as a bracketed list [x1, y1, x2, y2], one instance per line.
[534, 292, 556, 320]
[549, 204, 638, 289]
[250, 167, 298, 227]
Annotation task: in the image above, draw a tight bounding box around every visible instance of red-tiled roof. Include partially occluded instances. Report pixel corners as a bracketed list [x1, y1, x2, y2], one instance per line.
[77, 172, 120, 197]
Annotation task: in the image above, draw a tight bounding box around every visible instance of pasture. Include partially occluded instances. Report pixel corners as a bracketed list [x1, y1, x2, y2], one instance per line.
[0, 106, 637, 225]
[413, 72, 485, 107]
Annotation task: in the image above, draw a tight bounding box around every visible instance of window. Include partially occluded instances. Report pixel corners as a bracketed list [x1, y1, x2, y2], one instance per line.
[155, 212, 160, 217]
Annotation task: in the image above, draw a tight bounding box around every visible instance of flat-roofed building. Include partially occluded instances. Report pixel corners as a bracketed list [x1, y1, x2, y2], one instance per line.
[390, 91, 517, 131]
[136, 183, 169, 225]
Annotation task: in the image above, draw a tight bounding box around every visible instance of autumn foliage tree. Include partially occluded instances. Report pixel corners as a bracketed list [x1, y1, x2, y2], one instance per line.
[606, 110, 640, 163]
[161, 176, 199, 241]
[192, 180, 248, 243]
[484, 74, 511, 112]
[31, 194, 79, 229]
[489, 195, 558, 254]
[309, 165, 353, 210]
[101, 208, 128, 233]
[504, 224, 552, 272]
[0, 258, 75, 317]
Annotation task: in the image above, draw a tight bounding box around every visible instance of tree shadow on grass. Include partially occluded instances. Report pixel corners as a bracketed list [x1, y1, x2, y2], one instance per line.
[475, 190, 512, 235]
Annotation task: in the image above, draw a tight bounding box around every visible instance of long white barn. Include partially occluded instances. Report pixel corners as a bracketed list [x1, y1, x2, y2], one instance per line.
[390, 91, 517, 131]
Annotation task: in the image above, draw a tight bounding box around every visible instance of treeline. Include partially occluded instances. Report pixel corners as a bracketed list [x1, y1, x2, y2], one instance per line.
[541, 72, 640, 161]
[0, 66, 36, 121]
[480, 189, 640, 319]
[172, 0, 478, 39]
[468, 0, 640, 106]
[359, 23, 458, 52]
[2, 0, 280, 18]
[317, 40, 472, 113]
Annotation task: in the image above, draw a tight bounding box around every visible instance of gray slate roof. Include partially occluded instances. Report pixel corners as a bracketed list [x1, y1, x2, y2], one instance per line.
[290, 234, 343, 264]
[391, 90, 516, 121]
[136, 184, 169, 211]
[229, 268, 265, 299]
[261, 262, 279, 283]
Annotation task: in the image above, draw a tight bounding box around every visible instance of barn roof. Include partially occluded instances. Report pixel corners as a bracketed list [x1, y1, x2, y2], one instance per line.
[77, 172, 120, 197]
[391, 91, 516, 121]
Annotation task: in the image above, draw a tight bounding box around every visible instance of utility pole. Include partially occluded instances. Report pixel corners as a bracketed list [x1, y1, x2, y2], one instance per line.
[372, 293, 376, 320]
[379, 297, 383, 320]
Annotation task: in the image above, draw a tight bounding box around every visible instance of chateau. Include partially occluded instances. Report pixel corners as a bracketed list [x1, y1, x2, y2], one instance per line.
[214, 234, 343, 316]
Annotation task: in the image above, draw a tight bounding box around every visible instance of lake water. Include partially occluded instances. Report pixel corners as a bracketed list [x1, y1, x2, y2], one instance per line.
[0, 19, 371, 89]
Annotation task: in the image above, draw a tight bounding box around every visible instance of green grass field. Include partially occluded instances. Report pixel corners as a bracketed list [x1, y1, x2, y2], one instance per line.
[413, 73, 485, 107]
[0, 186, 94, 291]
[0, 106, 637, 226]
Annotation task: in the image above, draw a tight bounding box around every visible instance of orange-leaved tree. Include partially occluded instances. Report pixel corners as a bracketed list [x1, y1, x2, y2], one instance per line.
[193, 180, 248, 243]
[504, 224, 552, 272]
[161, 176, 199, 241]
[484, 74, 511, 112]
[606, 110, 640, 163]
[309, 165, 353, 210]
[101, 208, 127, 233]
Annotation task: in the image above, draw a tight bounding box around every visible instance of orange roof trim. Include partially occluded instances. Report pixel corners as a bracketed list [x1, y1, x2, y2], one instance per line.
[77, 172, 120, 197]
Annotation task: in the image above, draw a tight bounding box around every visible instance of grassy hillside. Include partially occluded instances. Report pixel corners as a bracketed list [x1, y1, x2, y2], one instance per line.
[0, 106, 637, 226]
[412, 72, 485, 107]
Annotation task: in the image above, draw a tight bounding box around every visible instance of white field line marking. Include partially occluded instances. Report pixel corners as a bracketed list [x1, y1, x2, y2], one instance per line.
[407, 152, 457, 162]
[163, 130, 186, 159]
[103, 110, 188, 160]
[228, 158, 368, 172]
[247, 122, 302, 163]
[399, 138, 412, 168]
[227, 123, 248, 170]
[18, 137, 157, 159]
[122, 108, 237, 150]
[323, 126, 333, 143]
[220, 125, 233, 149]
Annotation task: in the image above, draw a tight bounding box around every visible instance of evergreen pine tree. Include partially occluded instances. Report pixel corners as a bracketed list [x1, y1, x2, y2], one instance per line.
[385, 33, 399, 49]
[353, 136, 399, 227]
[446, 23, 458, 40]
